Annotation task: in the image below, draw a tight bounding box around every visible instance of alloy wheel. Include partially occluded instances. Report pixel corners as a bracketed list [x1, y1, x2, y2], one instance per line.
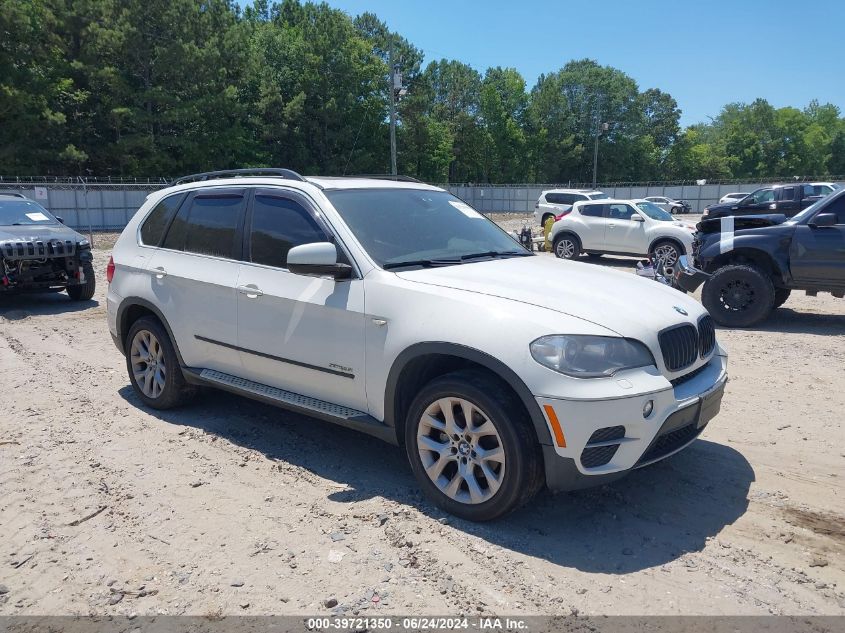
[416, 397, 506, 505]
[556, 238, 576, 259]
[130, 329, 166, 399]
[653, 243, 680, 267]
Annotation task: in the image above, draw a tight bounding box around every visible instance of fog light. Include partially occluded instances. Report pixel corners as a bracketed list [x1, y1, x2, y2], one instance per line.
[643, 400, 654, 418]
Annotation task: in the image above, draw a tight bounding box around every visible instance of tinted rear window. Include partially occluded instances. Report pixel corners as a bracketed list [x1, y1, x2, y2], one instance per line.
[579, 204, 605, 217]
[162, 193, 244, 259]
[140, 193, 185, 246]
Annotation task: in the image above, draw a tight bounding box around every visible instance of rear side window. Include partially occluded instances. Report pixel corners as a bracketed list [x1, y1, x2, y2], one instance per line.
[140, 193, 185, 246]
[781, 186, 794, 200]
[579, 204, 605, 217]
[546, 193, 577, 205]
[249, 194, 326, 269]
[162, 192, 244, 259]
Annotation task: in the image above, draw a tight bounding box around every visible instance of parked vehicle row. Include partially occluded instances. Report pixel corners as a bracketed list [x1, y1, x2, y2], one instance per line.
[104, 170, 727, 521]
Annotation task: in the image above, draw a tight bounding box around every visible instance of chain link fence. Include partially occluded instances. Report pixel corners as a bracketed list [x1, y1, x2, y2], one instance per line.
[2, 176, 843, 232]
[0, 177, 166, 232]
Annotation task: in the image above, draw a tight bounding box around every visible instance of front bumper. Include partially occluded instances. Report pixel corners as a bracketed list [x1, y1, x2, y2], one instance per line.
[673, 255, 711, 293]
[538, 351, 727, 491]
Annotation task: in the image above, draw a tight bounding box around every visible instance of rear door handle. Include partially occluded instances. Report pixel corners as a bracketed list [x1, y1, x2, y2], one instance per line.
[151, 266, 167, 279]
[238, 284, 264, 298]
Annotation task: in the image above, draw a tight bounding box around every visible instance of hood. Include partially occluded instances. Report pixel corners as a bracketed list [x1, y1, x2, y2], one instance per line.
[0, 223, 86, 244]
[697, 213, 787, 234]
[395, 255, 707, 338]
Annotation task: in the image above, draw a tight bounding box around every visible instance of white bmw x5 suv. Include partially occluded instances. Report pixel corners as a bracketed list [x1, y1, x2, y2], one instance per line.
[107, 169, 728, 521]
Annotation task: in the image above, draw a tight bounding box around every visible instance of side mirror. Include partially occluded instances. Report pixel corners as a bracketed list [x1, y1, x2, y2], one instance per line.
[55, 216, 65, 224]
[809, 213, 837, 228]
[631, 214, 645, 222]
[287, 242, 353, 279]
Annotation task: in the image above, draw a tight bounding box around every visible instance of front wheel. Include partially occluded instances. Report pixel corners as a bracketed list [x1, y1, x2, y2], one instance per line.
[66, 262, 95, 301]
[702, 264, 775, 327]
[650, 240, 682, 269]
[404, 370, 544, 521]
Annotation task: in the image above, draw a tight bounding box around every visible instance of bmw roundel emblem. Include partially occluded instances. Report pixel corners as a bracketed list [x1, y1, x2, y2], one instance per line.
[674, 306, 688, 316]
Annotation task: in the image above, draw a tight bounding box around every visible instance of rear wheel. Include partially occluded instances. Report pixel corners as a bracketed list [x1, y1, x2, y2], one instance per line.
[66, 262, 95, 301]
[125, 316, 195, 409]
[702, 264, 775, 327]
[404, 370, 544, 521]
[773, 288, 791, 309]
[553, 233, 580, 259]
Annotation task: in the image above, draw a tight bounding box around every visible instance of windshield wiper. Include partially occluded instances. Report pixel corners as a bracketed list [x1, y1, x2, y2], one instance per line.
[382, 258, 462, 270]
[460, 250, 532, 261]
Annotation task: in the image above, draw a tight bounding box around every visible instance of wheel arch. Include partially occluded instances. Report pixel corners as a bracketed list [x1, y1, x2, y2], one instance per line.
[705, 248, 786, 285]
[384, 342, 553, 450]
[115, 297, 187, 367]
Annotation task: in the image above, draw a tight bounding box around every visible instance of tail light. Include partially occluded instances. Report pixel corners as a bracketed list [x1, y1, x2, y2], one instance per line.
[106, 255, 115, 283]
[554, 209, 572, 221]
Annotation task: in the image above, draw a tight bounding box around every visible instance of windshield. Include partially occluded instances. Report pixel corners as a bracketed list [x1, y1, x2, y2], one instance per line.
[325, 189, 530, 268]
[788, 190, 844, 224]
[0, 199, 59, 226]
[635, 201, 673, 221]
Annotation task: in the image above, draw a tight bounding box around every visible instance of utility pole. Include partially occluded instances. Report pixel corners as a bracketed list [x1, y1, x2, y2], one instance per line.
[592, 120, 609, 188]
[388, 39, 397, 176]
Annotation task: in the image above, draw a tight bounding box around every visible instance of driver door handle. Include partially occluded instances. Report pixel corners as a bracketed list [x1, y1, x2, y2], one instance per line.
[150, 266, 167, 279]
[238, 284, 264, 298]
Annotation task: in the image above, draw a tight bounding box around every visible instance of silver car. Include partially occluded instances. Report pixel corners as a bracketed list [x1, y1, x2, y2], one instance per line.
[643, 196, 690, 215]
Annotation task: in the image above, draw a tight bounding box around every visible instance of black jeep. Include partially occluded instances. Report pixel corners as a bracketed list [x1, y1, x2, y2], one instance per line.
[0, 193, 95, 300]
[675, 188, 845, 327]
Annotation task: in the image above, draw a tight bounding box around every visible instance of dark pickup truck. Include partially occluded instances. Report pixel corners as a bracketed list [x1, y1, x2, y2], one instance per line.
[702, 183, 837, 221]
[675, 188, 845, 326]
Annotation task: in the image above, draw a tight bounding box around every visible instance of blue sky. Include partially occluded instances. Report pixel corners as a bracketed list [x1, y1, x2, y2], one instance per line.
[320, 0, 845, 127]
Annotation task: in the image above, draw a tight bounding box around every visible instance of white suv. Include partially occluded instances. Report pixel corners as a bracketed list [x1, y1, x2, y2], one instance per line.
[549, 199, 696, 268]
[106, 170, 727, 521]
[534, 189, 607, 227]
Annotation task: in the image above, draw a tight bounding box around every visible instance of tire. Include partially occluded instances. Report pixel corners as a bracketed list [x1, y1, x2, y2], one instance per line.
[404, 370, 544, 521]
[66, 262, 95, 301]
[553, 233, 580, 259]
[702, 264, 775, 327]
[773, 288, 791, 309]
[650, 240, 682, 269]
[125, 316, 195, 409]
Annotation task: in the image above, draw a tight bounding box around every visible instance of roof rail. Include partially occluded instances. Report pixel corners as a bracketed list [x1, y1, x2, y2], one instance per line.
[171, 168, 307, 186]
[348, 174, 425, 183]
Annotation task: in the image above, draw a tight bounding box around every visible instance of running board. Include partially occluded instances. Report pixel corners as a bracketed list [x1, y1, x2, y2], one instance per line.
[193, 368, 397, 444]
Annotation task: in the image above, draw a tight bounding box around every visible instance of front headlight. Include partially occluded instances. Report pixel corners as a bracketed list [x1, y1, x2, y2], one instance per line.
[530, 335, 655, 378]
